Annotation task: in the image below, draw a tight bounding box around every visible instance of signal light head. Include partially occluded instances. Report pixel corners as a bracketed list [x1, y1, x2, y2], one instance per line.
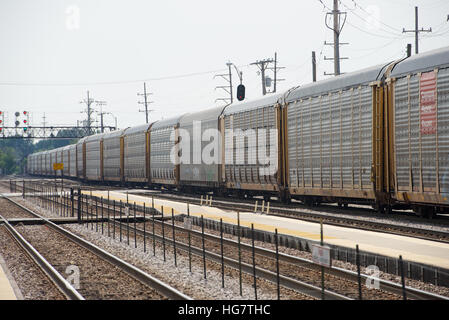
[237, 84, 245, 101]
[23, 111, 27, 115]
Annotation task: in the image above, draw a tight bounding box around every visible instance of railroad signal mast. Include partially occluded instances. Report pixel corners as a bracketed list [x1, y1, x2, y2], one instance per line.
[23, 111, 30, 132]
[0, 111, 4, 135]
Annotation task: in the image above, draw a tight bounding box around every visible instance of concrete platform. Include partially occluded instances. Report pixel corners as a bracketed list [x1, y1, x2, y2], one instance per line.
[86, 190, 449, 269]
[0, 254, 20, 300]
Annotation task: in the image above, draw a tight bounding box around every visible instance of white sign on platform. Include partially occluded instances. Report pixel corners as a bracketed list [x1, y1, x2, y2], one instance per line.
[184, 217, 193, 230]
[311, 244, 332, 268]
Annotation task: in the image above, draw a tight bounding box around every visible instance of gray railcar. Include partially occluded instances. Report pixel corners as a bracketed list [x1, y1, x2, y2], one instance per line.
[103, 128, 128, 182]
[68, 144, 77, 178]
[62, 145, 70, 177]
[390, 47, 449, 210]
[85, 133, 105, 181]
[150, 115, 187, 186]
[179, 107, 226, 189]
[76, 137, 87, 179]
[284, 63, 390, 203]
[123, 123, 153, 183]
[222, 94, 283, 197]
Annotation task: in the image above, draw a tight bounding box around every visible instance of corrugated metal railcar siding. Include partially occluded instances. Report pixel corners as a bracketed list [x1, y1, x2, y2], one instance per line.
[103, 135, 122, 181]
[224, 105, 278, 190]
[150, 126, 177, 184]
[69, 146, 76, 177]
[77, 144, 84, 178]
[86, 139, 102, 181]
[124, 131, 147, 182]
[63, 149, 69, 176]
[394, 67, 449, 198]
[439, 68, 449, 195]
[287, 85, 373, 196]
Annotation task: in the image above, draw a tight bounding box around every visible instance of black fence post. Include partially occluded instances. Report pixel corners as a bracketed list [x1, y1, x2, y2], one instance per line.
[275, 228, 280, 300]
[172, 209, 177, 267]
[162, 207, 166, 262]
[77, 189, 82, 224]
[70, 188, 74, 217]
[201, 215, 206, 280]
[356, 245, 362, 300]
[119, 200, 123, 242]
[237, 212, 242, 296]
[134, 202, 137, 248]
[107, 199, 110, 237]
[187, 203, 192, 272]
[251, 223, 257, 300]
[143, 203, 146, 253]
[127, 205, 130, 246]
[220, 218, 224, 288]
[399, 255, 407, 300]
[101, 197, 104, 235]
[152, 204, 156, 256]
[95, 197, 98, 232]
[113, 200, 116, 239]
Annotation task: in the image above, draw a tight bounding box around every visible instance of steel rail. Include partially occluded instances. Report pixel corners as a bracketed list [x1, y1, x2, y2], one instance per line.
[80, 196, 449, 300]
[108, 218, 350, 300]
[151, 192, 449, 244]
[0, 215, 84, 300]
[2, 196, 192, 300]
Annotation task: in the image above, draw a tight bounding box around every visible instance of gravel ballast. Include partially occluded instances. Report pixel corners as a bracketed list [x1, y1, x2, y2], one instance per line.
[0, 226, 66, 300]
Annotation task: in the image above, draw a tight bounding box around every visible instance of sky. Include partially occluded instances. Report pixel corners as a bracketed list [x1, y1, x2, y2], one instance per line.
[0, 0, 448, 131]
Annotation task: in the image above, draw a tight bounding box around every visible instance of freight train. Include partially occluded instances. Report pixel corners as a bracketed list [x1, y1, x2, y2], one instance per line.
[27, 46, 449, 217]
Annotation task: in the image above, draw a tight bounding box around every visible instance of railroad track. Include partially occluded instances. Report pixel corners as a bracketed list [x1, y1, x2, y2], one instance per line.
[3, 187, 449, 300]
[144, 191, 449, 244]
[0, 196, 191, 300]
[9, 177, 449, 244]
[0, 217, 83, 300]
[74, 197, 448, 300]
[130, 217, 446, 300]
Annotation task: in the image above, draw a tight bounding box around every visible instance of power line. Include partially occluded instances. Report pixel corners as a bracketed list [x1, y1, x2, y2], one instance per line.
[347, 0, 403, 34]
[0, 65, 251, 87]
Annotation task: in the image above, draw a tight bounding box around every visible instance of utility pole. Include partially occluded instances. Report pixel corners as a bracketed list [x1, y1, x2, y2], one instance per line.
[95, 101, 107, 133]
[402, 6, 432, 54]
[312, 51, 317, 82]
[324, 0, 348, 76]
[267, 52, 285, 93]
[406, 44, 412, 57]
[79, 91, 95, 135]
[137, 82, 154, 124]
[252, 54, 284, 95]
[214, 62, 234, 105]
[251, 59, 272, 96]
